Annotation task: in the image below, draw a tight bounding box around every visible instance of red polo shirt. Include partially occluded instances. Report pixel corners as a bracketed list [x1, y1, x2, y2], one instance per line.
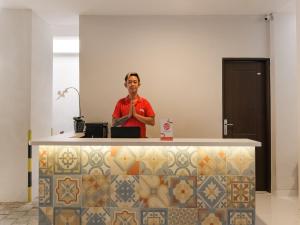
[112, 95, 155, 138]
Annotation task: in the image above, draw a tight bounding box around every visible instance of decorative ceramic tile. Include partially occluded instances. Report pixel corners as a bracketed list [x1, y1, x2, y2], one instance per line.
[54, 146, 81, 174]
[169, 176, 197, 208]
[197, 147, 226, 175]
[140, 147, 168, 175]
[111, 175, 140, 208]
[197, 176, 226, 208]
[54, 175, 81, 207]
[198, 209, 227, 225]
[168, 208, 198, 225]
[168, 146, 198, 176]
[227, 176, 255, 208]
[54, 208, 81, 225]
[81, 146, 110, 175]
[141, 208, 168, 225]
[227, 209, 255, 225]
[39, 207, 53, 225]
[39, 146, 54, 176]
[82, 174, 110, 207]
[227, 147, 255, 176]
[82, 207, 111, 225]
[111, 208, 140, 225]
[39, 177, 52, 207]
[111, 146, 140, 175]
[139, 175, 169, 208]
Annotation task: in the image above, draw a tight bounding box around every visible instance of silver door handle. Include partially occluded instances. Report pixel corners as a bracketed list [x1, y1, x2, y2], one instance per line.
[224, 119, 234, 136]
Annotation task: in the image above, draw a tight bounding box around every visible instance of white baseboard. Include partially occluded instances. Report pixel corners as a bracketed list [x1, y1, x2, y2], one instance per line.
[273, 190, 298, 197]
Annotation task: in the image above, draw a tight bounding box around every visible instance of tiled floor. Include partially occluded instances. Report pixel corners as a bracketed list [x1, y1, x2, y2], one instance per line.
[256, 193, 300, 225]
[0, 193, 299, 225]
[0, 200, 38, 225]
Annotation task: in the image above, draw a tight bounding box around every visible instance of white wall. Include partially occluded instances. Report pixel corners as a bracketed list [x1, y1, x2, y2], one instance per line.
[0, 9, 52, 201]
[297, 0, 300, 198]
[270, 13, 298, 195]
[0, 9, 31, 202]
[51, 25, 79, 37]
[30, 12, 53, 200]
[80, 15, 268, 138]
[53, 54, 79, 134]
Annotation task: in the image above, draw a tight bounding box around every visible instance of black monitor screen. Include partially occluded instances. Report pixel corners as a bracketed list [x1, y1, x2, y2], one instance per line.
[84, 123, 108, 138]
[111, 127, 140, 138]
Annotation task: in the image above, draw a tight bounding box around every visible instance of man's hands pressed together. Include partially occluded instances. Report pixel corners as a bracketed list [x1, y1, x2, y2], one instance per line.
[130, 100, 136, 118]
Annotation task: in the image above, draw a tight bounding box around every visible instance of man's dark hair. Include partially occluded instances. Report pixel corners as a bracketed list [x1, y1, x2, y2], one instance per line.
[125, 72, 140, 83]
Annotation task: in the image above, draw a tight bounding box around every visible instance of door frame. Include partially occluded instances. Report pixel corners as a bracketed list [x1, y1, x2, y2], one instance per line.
[222, 58, 271, 192]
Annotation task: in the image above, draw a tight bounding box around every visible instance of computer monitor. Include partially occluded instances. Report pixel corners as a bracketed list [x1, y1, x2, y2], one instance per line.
[111, 127, 140, 138]
[84, 123, 108, 138]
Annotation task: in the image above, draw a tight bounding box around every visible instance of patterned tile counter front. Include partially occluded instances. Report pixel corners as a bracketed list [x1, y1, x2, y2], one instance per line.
[38, 144, 257, 225]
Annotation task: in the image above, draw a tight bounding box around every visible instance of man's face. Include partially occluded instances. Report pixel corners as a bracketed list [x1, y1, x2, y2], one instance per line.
[125, 75, 140, 94]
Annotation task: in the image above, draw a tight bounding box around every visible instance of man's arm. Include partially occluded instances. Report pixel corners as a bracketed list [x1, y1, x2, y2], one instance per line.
[132, 102, 155, 126]
[134, 114, 155, 126]
[112, 101, 133, 126]
[112, 116, 130, 127]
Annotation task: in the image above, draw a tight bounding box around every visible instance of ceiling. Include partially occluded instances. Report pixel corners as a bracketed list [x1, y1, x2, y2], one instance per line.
[0, 0, 295, 26]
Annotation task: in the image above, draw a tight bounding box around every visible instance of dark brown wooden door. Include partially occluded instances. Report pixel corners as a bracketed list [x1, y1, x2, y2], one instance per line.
[223, 58, 271, 192]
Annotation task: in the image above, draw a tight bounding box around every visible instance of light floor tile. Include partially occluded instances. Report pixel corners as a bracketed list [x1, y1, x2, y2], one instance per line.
[256, 193, 300, 225]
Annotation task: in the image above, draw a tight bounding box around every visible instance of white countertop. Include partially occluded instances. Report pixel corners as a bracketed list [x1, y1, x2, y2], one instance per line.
[32, 132, 261, 147]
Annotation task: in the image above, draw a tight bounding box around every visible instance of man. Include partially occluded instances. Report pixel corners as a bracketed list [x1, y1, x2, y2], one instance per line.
[112, 73, 155, 138]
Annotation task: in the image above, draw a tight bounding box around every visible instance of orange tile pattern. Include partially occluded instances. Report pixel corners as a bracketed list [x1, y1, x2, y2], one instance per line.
[38, 145, 256, 225]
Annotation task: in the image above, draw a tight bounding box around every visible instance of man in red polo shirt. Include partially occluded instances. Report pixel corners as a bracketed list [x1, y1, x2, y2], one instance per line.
[112, 73, 155, 138]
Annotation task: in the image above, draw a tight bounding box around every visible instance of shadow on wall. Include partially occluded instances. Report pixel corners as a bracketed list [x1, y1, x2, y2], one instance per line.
[256, 215, 267, 225]
[292, 164, 298, 192]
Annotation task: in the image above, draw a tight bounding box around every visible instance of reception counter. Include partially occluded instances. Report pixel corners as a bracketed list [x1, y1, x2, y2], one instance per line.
[33, 134, 260, 225]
